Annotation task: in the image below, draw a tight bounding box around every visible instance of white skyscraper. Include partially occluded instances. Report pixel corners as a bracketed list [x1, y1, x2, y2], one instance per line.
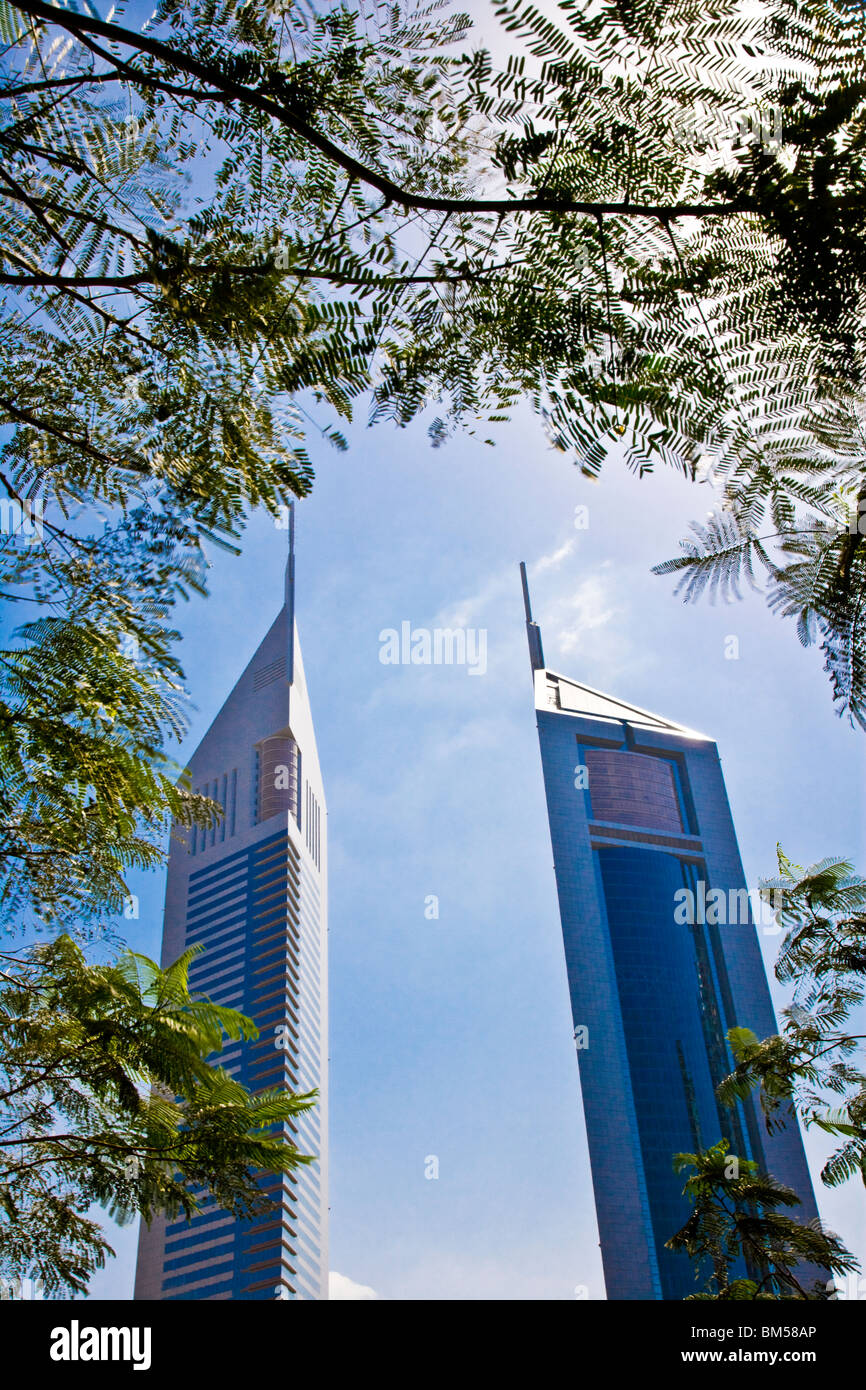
[135, 513, 328, 1300]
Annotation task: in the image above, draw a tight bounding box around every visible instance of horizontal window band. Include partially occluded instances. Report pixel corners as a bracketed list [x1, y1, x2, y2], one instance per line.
[589, 823, 703, 851]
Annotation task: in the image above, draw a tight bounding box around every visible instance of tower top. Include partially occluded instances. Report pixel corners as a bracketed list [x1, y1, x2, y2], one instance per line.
[519, 561, 545, 675]
[285, 500, 295, 684]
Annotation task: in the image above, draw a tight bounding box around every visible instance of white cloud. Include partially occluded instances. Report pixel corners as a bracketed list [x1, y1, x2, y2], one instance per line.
[529, 539, 575, 575]
[428, 540, 575, 638]
[329, 1271, 379, 1301]
[432, 573, 508, 631]
[436, 540, 575, 630]
[362, 538, 638, 718]
[541, 573, 619, 659]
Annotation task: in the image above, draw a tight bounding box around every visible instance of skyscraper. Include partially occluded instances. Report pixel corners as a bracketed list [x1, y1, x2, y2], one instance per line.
[135, 515, 328, 1301]
[521, 565, 821, 1300]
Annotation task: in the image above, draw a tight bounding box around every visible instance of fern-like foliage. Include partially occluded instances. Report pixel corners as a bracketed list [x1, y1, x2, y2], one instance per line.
[718, 844, 866, 1191]
[0, 934, 316, 1294]
[654, 509, 775, 602]
[0, 0, 475, 928]
[655, 392, 866, 725]
[667, 1139, 857, 1298]
[3, 0, 866, 941]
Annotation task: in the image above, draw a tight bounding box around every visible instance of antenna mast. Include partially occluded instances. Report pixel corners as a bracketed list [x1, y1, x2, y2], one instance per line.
[520, 562, 545, 675]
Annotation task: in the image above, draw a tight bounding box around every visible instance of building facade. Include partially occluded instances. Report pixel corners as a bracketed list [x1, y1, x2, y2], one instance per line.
[521, 566, 821, 1300]
[135, 528, 328, 1301]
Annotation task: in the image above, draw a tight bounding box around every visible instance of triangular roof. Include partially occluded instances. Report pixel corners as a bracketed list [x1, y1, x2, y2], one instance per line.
[535, 668, 711, 741]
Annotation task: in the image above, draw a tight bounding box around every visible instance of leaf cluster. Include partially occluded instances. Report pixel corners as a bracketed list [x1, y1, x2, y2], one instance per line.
[0, 934, 315, 1294]
[718, 845, 866, 1188]
[668, 1138, 858, 1299]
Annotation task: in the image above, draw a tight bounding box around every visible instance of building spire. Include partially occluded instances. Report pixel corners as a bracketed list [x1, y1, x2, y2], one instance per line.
[520, 561, 545, 675]
[285, 500, 295, 684]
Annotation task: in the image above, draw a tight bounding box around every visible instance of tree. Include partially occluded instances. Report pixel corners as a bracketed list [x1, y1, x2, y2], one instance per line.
[1, 0, 863, 1295]
[667, 1139, 857, 1299]
[719, 846, 866, 1190]
[2, 0, 866, 938]
[0, 531, 219, 936]
[0, 0, 474, 928]
[0, 935, 315, 1295]
[2, 0, 866, 755]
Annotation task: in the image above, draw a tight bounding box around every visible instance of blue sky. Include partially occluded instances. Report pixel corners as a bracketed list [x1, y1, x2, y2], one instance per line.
[82, 394, 865, 1300]
[0, 0, 860, 1310]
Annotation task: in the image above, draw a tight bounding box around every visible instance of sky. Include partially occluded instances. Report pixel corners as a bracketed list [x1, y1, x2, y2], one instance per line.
[2, 0, 862, 1305]
[80, 390, 865, 1301]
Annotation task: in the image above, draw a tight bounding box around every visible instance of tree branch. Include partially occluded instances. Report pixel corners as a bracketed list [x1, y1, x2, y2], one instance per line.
[7, 0, 758, 223]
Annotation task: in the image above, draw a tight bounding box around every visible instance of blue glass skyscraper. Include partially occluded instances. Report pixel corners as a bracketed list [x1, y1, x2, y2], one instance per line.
[521, 565, 821, 1300]
[135, 516, 328, 1301]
